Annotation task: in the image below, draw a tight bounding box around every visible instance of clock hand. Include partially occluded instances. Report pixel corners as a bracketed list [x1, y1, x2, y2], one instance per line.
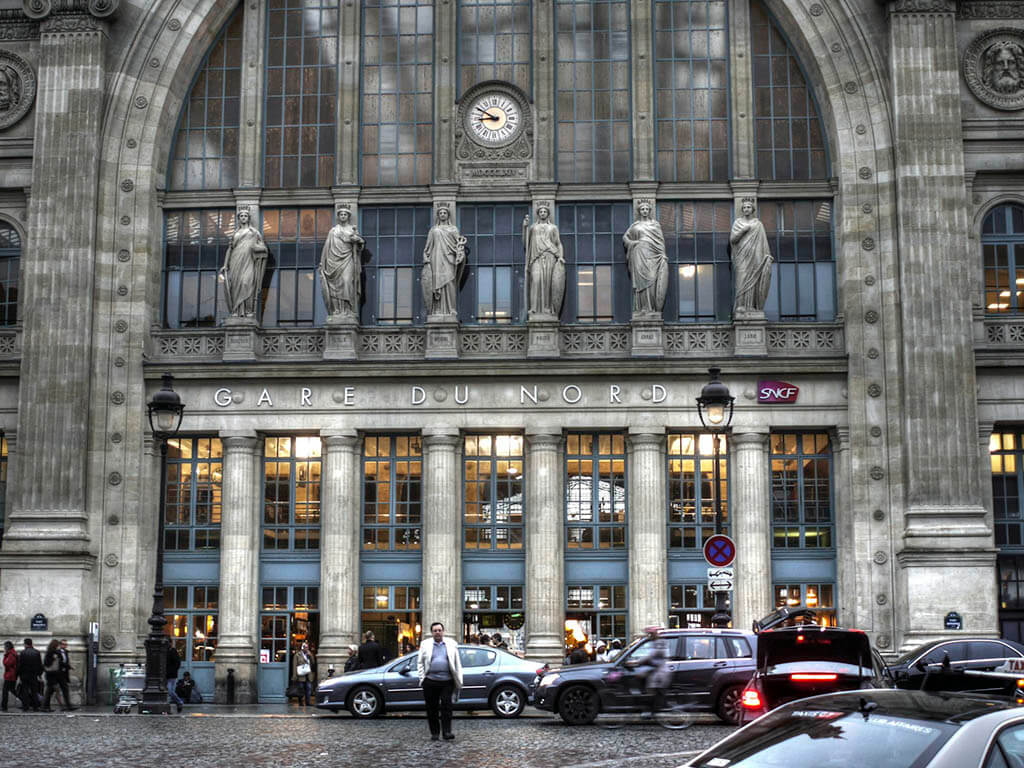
[476, 108, 501, 122]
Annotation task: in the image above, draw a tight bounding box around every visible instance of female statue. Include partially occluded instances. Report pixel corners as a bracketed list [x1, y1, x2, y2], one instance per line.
[421, 206, 466, 318]
[319, 208, 364, 318]
[731, 198, 774, 316]
[623, 201, 668, 316]
[220, 208, 269, 319]
[523, 205, 565, 319]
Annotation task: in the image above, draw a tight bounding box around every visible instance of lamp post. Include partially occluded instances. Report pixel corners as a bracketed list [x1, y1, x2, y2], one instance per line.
[696, 366, 734, 628]
[140, 372, 185, 714]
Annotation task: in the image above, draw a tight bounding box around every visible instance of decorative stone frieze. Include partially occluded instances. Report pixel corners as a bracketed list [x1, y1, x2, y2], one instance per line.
[0, 50, 35, 130]
[963, 28, 1024, 111]
[982, 318, 1024, 346]
[960, 1, 1024, 19]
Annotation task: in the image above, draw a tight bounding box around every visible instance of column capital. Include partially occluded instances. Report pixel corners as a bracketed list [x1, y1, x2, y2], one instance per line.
[978, 421, 996, 441]
[732, 431, 770, 449]
[25, 0, 119, 26]
[321, 429, 359, 451]
[422, 428, 460, 448]
[526, 428, 561, 451]
[220, 431, 259, 453]
[627, 429, 664, 450]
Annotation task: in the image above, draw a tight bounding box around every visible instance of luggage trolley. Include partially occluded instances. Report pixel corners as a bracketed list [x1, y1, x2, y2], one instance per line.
[111, 664, 146, 713]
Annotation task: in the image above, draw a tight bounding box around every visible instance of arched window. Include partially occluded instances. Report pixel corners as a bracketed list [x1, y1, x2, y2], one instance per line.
[0, 222, 19, 326]
[983, 204, 1024, 315]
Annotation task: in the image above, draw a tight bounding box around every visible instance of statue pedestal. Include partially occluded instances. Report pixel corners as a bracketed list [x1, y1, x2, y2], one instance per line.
[733, 312, 767, 357]
[425, 316, 459, 360]
[527, 319, 560, 358]
[630, 315, 664, 358]
[323, 315, 359, 361]
[222, 316, 260, 362]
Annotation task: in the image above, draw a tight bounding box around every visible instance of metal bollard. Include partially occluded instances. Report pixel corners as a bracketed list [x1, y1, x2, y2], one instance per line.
[227, 668, 236, 705]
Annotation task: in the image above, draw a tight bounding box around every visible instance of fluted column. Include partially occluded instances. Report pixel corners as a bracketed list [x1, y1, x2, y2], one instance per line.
[627, 429, 667, 639]
[525, 429, 564, 664]
[731, 431, 771, 632]
[214, 432, 260, 704]
[318, 430, 361, 672]
[421, 429, 462, 640]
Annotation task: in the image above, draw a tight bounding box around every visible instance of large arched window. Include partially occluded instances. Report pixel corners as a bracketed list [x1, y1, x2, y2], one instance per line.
[983, 204, 1024, 315]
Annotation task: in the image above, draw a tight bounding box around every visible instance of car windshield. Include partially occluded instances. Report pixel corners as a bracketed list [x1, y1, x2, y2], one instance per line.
[690, 708, 958, 768]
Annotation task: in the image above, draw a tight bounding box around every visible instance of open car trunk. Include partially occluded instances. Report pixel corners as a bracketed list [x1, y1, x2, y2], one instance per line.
[757, 629, 874, 708]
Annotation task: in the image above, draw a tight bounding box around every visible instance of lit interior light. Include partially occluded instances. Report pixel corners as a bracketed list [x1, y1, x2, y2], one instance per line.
[681, 264, 696, 279]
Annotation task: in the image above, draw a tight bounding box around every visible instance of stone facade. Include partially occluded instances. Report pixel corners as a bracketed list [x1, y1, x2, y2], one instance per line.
[0, 0, 1019, 703]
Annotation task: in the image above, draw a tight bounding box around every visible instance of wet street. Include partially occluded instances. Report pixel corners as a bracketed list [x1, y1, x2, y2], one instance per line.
[0, 708, 734, 768]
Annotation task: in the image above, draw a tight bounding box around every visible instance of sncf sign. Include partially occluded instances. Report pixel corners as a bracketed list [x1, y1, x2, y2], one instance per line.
[757, 380, 799, 404]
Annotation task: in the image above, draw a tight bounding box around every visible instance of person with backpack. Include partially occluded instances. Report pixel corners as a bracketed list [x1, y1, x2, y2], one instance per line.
[17, 638, 42, 712]
[2, 641, 16, 711]
[42, 638, 73, 711]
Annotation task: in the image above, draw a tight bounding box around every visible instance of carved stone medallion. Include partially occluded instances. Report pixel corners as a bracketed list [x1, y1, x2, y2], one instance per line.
[963, 28, 1024, 111]
[0, 49, 35, 130]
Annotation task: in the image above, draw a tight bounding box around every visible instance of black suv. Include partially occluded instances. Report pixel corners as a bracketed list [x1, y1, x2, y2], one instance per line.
[888, 637, 1024, 695]
[533, 628, 758, 725]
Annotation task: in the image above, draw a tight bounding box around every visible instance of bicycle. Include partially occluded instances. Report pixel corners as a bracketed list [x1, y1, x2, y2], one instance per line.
[600, 668, 700, 730]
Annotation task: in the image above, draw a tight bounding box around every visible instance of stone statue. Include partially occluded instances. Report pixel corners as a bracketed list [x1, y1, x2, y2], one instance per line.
[421, 206, 466, 318]
[984, 40, 1024, 96]
[220, 207, 269, 319]
[731, 198, 774, 317]
[623, 200, 668, 317]
[523, 205, 565, 320]
[319, 207, 364, 319]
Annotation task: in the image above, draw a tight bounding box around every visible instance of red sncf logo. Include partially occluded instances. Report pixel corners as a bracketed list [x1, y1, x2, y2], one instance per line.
[757, 381, 799, 403]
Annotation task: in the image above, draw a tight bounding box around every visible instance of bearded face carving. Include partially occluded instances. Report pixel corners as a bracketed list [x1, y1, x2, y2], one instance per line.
[964, 29, 1024, 112]
[0, 67, 21, 113]
[984, 41, 1024, 96]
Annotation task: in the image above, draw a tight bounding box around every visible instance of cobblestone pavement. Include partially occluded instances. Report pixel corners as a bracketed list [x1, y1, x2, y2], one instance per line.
[0, 707, 735, 768]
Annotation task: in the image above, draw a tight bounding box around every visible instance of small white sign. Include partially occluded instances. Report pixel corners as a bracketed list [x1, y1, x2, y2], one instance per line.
[260, 649, 271, 664]
[707, 566, 734, 592]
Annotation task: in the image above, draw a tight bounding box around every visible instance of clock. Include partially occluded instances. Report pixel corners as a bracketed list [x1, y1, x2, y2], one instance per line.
[465, 89, 524, 148]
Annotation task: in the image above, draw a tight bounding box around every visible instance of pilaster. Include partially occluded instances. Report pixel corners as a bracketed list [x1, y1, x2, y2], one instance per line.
[524, 429, 564, 663]
[629, 0, 654, 181]
[627, 429, 667, 638]
[421, 429, 462, 640]
[337, 0, 361, 184]
[731, 431, 770, 633]
[531, 0, 555, 180]
[237, 0, 266, 188]
[727, 0, 754, 180]
[433, 0, 457, 183]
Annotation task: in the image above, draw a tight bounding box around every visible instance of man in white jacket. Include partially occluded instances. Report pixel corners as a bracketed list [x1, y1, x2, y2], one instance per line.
[417, 622, 464, 741]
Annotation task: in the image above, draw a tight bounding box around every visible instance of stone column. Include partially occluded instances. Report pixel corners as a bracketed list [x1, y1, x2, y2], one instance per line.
[421, 429, 462, 640]
[627, 429, 667, 639]
[629, 0, 654, 181]
[525, 429, 564, 663]
[237, 0, 267, 188]
[731, 431, 771, 632]
[727, 0, 755, 180]
[532, 2, 555, 180]
[433, 0, 456, 183]
[888, 0, 996, 646]
[336, 0, 361, 185]
[318, 430, 361, 673]
[214, 432, 260, 704]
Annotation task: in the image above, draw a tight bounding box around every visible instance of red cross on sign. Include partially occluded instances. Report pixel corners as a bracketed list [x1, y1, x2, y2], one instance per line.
[703, 534, 736, 568]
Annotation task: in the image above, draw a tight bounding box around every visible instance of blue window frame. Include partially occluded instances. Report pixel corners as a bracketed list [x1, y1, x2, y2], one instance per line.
[558, 203, 632, 323]
[653, 0, 729, 181]
[163, 209, 234, 328]
[774, 582, 835, 626]
[566, 584, 627, 647]
[260, 208, 332, 327]
[458, 0, 532, 96]
[360, 206, 432, 325]
[565, 433, 627, 549]
[164, 437, 223, 552]
[362, 435, 423, 551]
[667, 432, 729, 550]
[263, 437, 322, 551]
[361, 0, 434, 186]
[458, 203, 528, 324]
[983, 204, 1024, 315]
[555, 0, 632, 183]
[361, 584, 421, 655]
[660, 201, 732, 322]
[165, 585, 220, 662]
[751, 0, 828, 180]
[0, 223, 19, 326]
[264, 0, 338, 188]
[464, 434, 524, 550]
[760, 200, 835, 322]
[992, 431, 1024, 548]
[169, 10, 243, 190]
[669, 584, 725, 629]
[770, 432, 833, 549]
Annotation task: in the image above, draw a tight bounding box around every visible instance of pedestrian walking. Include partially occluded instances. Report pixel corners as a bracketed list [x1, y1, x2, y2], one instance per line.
[595, 642, 610, 663]
[416, 622, 463, 742]
[292, 641, 315, 706]
[42, 638, 72, 711]
[166, 644, 184, 713]
[17, 638, 42, 712]
[357, 631, 385, 669]
[57, 639, 76, 710]
[2, 641, 16, 711]
[491, 632, 508, 651]
[343, 644, 361, 673]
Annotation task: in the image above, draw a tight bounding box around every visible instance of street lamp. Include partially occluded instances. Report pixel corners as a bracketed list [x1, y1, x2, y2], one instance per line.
[141, 373, 185, 714]
[696, 366, 734, 629]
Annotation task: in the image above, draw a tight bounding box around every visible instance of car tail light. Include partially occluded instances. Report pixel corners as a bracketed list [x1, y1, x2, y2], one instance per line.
[790, 673, 838, 681]
[741, 689, 762, 709]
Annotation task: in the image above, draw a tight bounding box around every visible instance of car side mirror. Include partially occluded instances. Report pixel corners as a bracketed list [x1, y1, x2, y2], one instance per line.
[399, 662, 412, 676]
[914, 660, 927, 673]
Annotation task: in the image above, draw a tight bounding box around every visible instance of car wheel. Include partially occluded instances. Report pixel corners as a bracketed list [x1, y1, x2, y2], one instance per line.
[716, 684, 744, 725]
[491, 684, 526, 718]
[558, 685, 599, 725]
[348, 686, 383, 718]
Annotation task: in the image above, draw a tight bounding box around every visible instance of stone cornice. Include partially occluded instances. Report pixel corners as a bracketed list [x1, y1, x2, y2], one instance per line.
[0, 552, 96, 570]
[0, 9, 38, 40]
[959, 0, 1024, 19]
[23, 0, 119, 21]
[887, 0, 957, 14]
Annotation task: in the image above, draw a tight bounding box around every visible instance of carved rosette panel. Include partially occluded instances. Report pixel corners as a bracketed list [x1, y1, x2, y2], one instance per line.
[0, 49, 35, 130]
[963, 28, 1024, 111]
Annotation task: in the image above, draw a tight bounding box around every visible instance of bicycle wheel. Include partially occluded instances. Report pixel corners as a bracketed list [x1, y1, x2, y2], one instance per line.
[655, 703, 698, 730]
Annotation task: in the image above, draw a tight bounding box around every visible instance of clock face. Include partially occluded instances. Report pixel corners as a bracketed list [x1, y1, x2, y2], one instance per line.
[466, 91, 523, 147]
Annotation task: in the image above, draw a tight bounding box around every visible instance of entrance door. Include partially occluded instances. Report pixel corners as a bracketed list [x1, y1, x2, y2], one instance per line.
[165, 585, 218, 701]
[258, 586, 320, 702]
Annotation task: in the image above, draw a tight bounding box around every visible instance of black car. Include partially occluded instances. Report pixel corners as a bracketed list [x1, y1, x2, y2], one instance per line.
[739, 625, 891, 723]
[533, 628, 758, 725]
[888, 637, 1024, 695]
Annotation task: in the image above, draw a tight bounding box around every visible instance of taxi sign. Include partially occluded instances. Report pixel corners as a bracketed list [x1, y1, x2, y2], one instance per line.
[995, 658, 1024, 674]
[704, 534, 736, 567]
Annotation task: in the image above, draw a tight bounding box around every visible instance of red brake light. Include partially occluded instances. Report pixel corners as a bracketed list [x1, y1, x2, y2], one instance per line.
[742, 689, 763, 708]
[536, 668, 547, 676]
[791, 673, 838, 681]
[796, 634, 804, 643]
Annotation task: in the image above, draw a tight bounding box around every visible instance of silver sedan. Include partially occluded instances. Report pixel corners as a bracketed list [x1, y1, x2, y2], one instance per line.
[315, 645, 543, 719]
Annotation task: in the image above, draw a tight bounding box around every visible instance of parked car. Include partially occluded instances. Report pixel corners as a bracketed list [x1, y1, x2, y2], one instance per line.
[685, 689, 1024, 768]
[888, 637, 1024, 695]
[315, 645, 542, 718]
[533, 628, 759, 725]
[739, 625, 891, 723]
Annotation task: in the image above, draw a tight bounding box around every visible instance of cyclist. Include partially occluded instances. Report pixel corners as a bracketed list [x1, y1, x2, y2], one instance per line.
[626, 627, 672, 715]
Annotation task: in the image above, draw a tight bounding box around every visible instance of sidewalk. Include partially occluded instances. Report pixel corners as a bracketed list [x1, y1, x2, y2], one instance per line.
[0, 702, 554, 718]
